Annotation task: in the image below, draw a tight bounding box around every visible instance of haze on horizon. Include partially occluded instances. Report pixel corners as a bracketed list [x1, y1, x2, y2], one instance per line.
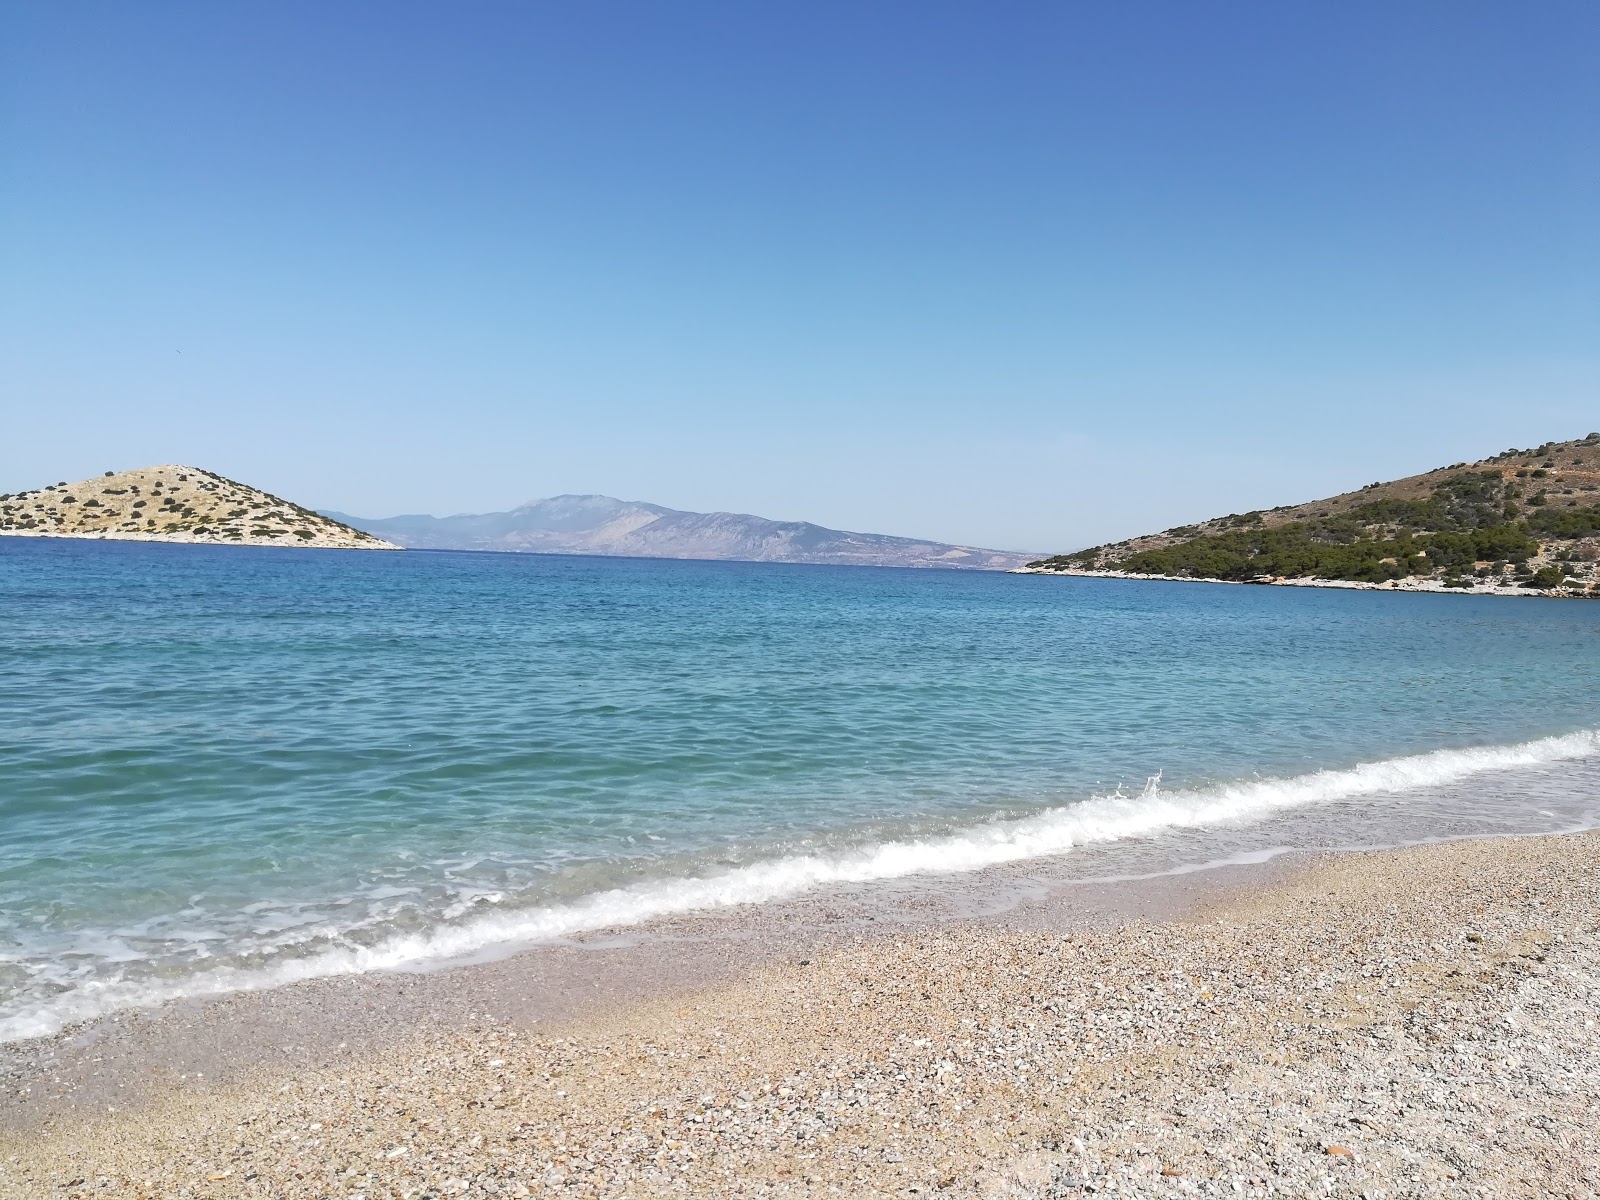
[4, 2, 1596, 554]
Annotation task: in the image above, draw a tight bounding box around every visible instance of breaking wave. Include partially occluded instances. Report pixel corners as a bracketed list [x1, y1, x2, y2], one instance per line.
[4, 727, 1597, 1044]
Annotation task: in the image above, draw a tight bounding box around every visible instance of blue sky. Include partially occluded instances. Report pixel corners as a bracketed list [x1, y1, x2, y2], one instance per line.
[4, 2, 1596, 552]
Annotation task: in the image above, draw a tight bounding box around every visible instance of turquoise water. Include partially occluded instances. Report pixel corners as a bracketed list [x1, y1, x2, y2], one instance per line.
[3, 536, 1600, 1040]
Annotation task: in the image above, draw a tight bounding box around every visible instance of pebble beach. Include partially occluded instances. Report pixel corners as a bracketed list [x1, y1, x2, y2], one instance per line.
[5, 831, 1597, 1199]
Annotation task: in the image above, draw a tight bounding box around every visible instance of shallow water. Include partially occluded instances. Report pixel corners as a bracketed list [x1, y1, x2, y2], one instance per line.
[3, 536, 1598, 1041]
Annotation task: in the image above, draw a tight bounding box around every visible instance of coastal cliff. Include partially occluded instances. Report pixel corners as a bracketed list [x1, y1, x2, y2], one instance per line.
[0, 466, 399, 550]
[1024, 433, 1600, 596]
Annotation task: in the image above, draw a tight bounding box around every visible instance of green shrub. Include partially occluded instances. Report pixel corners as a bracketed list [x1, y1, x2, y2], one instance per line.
[1112, 518, 1538, 584]
[1522, 567, 1565, 589]
[1527, 506, 1600, 537]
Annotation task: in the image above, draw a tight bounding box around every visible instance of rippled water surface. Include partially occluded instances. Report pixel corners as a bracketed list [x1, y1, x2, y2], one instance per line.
[3, 537, 1599, 1039]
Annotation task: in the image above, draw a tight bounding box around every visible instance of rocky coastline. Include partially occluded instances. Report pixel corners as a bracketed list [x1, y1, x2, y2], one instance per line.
[1010, 564, 1596, 598]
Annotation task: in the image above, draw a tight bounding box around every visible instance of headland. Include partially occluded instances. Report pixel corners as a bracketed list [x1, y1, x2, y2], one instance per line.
[1024, 434, 1600, 597]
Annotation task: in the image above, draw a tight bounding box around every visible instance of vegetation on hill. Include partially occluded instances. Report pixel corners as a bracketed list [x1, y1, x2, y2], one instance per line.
[1028, 434, 1600, 594]
[0, 465, 398, 550]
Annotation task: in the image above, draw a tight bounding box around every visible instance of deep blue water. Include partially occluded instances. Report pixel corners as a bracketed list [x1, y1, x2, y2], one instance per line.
[3, 536, 1599, 1040]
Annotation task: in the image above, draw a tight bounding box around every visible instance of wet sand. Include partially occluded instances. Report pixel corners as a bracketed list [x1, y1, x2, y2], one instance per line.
[2, 851, 1286, 1134]
[4, 833, 1598, 1198]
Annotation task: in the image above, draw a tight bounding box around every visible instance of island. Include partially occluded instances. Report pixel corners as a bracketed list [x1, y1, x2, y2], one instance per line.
[0, 465, 400, 550]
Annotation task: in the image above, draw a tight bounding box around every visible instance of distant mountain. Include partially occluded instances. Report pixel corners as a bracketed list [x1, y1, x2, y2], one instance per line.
[324, 494, 1032, 570]
[1, 466, 398, 551]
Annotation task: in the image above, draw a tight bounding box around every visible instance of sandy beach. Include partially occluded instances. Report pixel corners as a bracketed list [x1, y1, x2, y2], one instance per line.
[4, 832, 1597, 1199]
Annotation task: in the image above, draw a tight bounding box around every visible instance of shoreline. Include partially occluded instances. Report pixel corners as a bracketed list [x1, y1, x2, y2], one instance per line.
[11, 715, 1598, 1053]
[6, 831, 1598, 1197]
[0, 529, 401, 551]
[1010, 564, 1593, 598]
[1, 847, 1298, 1132]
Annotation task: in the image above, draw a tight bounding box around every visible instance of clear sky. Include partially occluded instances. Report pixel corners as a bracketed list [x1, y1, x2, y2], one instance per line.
[4, 2, 1596, 552]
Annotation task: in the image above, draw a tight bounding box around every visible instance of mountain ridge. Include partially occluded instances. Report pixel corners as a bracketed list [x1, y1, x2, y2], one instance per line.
[326, 493, 1033, 570]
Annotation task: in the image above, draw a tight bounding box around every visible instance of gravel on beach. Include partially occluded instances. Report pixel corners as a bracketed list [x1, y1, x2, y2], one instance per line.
[5, 832, 1598, 1199]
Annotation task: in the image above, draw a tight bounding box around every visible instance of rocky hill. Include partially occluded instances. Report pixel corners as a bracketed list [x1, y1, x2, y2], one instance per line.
[1023, 433, 1600, 596]
[0, 466, 399, 550]
[327, 494, 1030, 570]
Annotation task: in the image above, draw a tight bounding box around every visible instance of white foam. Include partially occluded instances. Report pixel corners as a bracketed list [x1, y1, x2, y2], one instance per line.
[4, 727, 1597, 1044]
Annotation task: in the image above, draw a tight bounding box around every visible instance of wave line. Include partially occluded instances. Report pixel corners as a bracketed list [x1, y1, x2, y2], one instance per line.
[3, 727, 1596, 1043]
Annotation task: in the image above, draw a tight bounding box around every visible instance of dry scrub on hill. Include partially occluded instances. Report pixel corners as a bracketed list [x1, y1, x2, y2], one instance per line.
[0, 466, 397, 551]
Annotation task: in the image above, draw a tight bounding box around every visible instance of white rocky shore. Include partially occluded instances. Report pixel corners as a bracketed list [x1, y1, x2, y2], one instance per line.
[1011, 565, 1586, 598]
[6, 832, 1597, 1198]
[0, 528, 399, 551]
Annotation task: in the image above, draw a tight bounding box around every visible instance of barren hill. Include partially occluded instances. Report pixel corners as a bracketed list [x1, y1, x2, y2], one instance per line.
[1024, 433, 1600, 596]
[0, 466, 399, 551]
[327, 494, 1032, 570]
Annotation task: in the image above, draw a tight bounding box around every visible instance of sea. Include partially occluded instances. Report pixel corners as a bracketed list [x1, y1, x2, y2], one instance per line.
[3, 536, 1599, 1043]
